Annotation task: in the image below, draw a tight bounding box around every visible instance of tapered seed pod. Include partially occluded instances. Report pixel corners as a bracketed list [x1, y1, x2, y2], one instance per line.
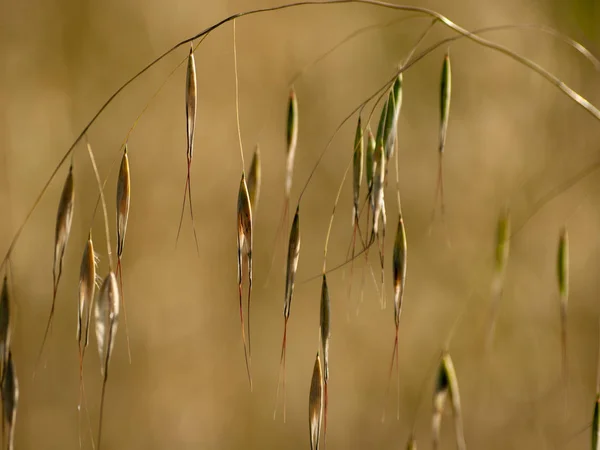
[309, 352, 324, 450]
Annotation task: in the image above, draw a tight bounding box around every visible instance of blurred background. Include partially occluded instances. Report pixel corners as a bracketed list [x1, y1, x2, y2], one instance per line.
[1, 0, 600, 448]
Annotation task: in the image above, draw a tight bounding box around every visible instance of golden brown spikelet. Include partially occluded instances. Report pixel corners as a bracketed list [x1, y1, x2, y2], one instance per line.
[309, 352, 323, 450]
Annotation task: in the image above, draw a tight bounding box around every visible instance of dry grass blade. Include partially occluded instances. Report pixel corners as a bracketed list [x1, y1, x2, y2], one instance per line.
[116, 146, 132, 363]
[486, 207, 511, 351]
[309, 352, 324, 450]
[433, 51, 451, 219]
[237, 173, 253, 390]
[2, 351, 18, 450]
[35, 162, 75, 376]
[557, 227, 569, 383]
[274, 206, 301, 422]
[176, 43, 200, 253]
[0, 276, 10, 381]
[95, 271, 120, 450]
[593, 393, 600, 450]
[319, 274, 330, 440]
[384, 75, 402, 162]
[247, 145, 262, 213]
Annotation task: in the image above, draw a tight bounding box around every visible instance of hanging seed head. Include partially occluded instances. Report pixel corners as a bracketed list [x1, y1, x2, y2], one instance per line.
[116, 146, 131, 259]
[385, 74, 403, 161]
[237, 173, 253, 258]
[54, 164, 75, 284]
[557, 227, 569, 300]
[247, 145, 262, 212]
[392, 214, 407, 327]
[95, 272, 120, 376]
[593, 393, 600, 450]
[309, 352, 324, 450]
[320, 274, 330, 382]
[494, 207, 511, 274]
[0, 276, 10, 372]
[285, 88, 299, 198]
[78, 236, 96, 348]
[366, 127, 376, 191]
[372, 142, 386, 236]
[2, 351, 18, 450]
[376, 99, 389, 150]
[352, 117, 364, 223]
[283, 207, 301, 320]
[439, 51, 452, 154]
[186, 44, 198, 162]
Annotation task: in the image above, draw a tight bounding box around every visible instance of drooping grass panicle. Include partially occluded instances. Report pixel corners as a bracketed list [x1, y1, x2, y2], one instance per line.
[309, 352, 324, 450]
[116, 146, 132, 363]
[247, 145, 262, 213]
[2, 351, 18, 450]
[35, 162, 75, 376]
[319, 274, 330, 440]
[274, 206, 301, 422]
[433, 51, 451, 219]
[237, 173, 253, 390]
[557, 227, 569, 382]
[176, 43, 200, 254]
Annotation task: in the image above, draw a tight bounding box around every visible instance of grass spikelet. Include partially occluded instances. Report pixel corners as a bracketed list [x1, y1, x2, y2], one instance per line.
[0, 276, 10, 380]
[384, 74, 403, 162]
[486, 207, 510, 350]
[95, 271, 120, 450]
[116, 146, 132, 363]
[2, 351, 18, 450]
[593, 393, 600, 450]
[274, 206, 301, 422]
[266, 88, 299, 284]
[406, 436, 417, 450]
[237, 173, 253, 390]
[247, 145, 262, 213]
[383, 75, 402, 162]
[309, 352, 324, 450]
[319, 274, 330, 440]
[557, 227, 569, 382]
[433, 352, 466, 450]
[371, 140, 387, 306]
[176, 43, 200, 253]
[366, 127, 375, 197]
[384, 213, 407, 421]
[35, 162, 75, 375]
[433, 51, 451, 219]
[348, 118, 364, 299]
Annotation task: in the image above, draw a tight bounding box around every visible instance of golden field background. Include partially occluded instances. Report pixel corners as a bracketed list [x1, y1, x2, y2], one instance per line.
[1, 0, 600, 448]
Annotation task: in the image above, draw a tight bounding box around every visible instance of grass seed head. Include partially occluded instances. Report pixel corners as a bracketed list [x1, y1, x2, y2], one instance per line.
[352, 117, 364, 222]
[95, 272, 120, 376]
[78, 236, 96, 349]
[0, 276, 10, 375]
[2, 351, 18, 450]
[320, 274, 331, 382]
[376, 99, 389, 150]
[495, 207, 511, 275]
[392, 214, 407, 327]
[247, 145, 262, 212]
[309, 352, 324, 450]
[186, 45, 198, 162]
[54, 164, 75, 288]
[237, 173, 253, 260]
[385, 74, 403, 161]
[116, 146, 131, 259]
[593, 393, 600, 450]
[366, 127, 376, 191]
[439, 51, 452, 154]
[372, 142, 386, 236]
[284, 207, 301, 319]
[285, 88, 299, 197]
[557, 227, 569, 300]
